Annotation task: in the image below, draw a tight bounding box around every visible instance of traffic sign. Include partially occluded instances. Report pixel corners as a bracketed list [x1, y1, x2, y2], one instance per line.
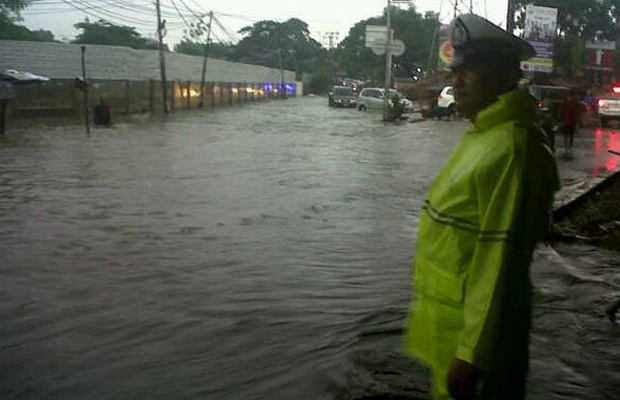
[365, 25, 388, 48]
[371, 38, 406, 56]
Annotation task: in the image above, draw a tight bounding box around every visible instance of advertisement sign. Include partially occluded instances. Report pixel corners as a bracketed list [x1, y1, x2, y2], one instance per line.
[437, 24, 453, 70]
[520, 5, 558, 73]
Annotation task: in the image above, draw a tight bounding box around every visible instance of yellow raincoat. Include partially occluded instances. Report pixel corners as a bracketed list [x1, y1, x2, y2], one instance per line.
[405, 89, 559, 399]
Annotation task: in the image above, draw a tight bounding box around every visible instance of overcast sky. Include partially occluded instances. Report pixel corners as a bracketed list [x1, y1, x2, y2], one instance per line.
[22, 0, 507, 47]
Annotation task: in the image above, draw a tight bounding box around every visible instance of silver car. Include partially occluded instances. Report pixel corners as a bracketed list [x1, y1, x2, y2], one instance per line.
[357, 88, 413, 112]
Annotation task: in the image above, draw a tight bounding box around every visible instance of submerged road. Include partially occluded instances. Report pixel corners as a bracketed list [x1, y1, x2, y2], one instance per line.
[1, 96, 619, 399]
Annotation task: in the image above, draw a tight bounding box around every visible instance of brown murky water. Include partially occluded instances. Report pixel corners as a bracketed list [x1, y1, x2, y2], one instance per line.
[1, 97, 618, 399]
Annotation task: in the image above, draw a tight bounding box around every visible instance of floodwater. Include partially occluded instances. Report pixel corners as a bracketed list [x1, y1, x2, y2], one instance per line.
[1, 97, 618, 399]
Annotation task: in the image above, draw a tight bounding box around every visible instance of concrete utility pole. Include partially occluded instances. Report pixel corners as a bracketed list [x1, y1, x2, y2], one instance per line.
[323, 32, 339, 50]
[155, 0, 168, 114]
[383, 0, 393, 121]
[199, 11, 214, 108]
[81, 46, 90, 136]
[506, 0, 516, 33]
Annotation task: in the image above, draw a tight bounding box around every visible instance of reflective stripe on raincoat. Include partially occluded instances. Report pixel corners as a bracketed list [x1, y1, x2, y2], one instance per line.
[404, 89, 559, 399]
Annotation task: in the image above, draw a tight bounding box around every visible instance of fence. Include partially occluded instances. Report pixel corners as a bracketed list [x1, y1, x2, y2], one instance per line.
[10, 79, 298, 119]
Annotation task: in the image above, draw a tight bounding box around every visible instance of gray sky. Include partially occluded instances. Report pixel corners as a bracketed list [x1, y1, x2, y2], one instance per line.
[22, 0, 507, 47]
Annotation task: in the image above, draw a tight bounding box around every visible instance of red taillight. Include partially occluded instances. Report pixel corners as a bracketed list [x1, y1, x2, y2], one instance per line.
[599, 99, 607, 107]
[613, 86, 620, 94]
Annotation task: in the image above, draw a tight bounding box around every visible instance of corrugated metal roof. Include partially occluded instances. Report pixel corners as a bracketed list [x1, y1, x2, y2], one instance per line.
[0, 40, 295, 83]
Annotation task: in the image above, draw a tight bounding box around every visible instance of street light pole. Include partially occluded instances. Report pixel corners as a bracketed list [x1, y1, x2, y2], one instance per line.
[383, 0, 392, 121]
[199, 11, 213, 108]
[155, 0, 168, 114]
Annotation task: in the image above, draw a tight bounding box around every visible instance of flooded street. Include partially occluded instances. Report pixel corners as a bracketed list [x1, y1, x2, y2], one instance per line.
[1, 96, 618, 399]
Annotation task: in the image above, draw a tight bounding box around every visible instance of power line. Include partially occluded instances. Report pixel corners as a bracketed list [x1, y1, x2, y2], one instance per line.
[212, 15, 240, 44]
[58, 0, 157, 29]
[323, 31, 339, 49]
[169, 0, 194, 32]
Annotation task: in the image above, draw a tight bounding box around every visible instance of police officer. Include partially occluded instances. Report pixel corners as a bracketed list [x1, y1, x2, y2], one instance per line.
[404, 14, 559, 400]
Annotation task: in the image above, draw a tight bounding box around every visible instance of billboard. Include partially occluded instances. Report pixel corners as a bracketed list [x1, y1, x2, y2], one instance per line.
[437, 24, 453, 71]
[520, 5, 558, 73]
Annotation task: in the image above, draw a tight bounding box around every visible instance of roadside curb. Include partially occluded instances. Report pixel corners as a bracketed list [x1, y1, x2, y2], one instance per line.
[553, 165, 620, 221]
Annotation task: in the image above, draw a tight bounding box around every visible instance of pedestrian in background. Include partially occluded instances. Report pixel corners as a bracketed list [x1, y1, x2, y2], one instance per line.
[404, 14, 559, 400]
[558, 90, 584, 155]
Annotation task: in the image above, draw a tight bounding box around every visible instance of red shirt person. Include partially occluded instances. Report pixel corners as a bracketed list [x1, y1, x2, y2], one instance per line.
[558, 92, 583, 153]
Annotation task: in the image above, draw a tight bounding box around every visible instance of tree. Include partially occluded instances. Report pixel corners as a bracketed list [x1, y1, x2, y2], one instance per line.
[334, 5, 439, 83]
[174, 38, 234, 59]
[0, 18, 55, 41]
[72, 19, 163, 50]
[0, 0, 55, 42]
[174, 38, 205, 56]
[0, 0, 29, 20]
[230, 18, 329, 73]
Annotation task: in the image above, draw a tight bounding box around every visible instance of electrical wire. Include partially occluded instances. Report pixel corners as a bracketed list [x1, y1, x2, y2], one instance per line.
[169, 0, 194, 32]
[58, 0, 157, 28]
[212, 15, 240, 44]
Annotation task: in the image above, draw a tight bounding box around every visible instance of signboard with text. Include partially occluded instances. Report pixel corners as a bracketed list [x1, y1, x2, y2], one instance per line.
[520, 5, 558, 73]
[365, 25, 389, 49]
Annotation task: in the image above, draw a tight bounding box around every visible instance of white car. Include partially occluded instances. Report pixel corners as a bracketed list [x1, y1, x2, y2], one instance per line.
[436, 85, 456, 116]
[598, 85, 620, 127]
[357, 88, 413, 112]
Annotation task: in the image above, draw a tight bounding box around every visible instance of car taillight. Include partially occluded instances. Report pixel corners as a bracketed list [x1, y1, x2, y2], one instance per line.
[438, 95, 443, 101]
[599, 99, 607, 107]
[613, 86, 620, 94]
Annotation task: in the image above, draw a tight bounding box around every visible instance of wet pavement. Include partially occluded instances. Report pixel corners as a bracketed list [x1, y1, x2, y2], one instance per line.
[0, 96, 619, 400]
[552, 126, 620, 208]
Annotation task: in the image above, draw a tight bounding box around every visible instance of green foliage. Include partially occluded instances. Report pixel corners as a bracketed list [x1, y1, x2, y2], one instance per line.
[0, 13, 54, 41]
[308, 65, 335, 94]
[72, 19, 165, 50]
[174, 38, 234, 59]
[334, 5, 439, 83]
[230, 18, 329, 73]
[0, 0, 29, 20]
[174, 39, 205, 56]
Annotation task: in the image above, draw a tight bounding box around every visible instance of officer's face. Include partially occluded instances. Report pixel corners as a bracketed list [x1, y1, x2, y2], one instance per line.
[451, 63, 501, 120]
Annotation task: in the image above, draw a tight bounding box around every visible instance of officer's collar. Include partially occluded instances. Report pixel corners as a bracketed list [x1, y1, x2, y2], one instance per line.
[472, 89, 535, 131]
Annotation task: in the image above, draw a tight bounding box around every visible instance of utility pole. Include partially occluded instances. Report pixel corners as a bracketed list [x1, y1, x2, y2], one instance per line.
[453, 0, 458, 19]
[383, 0, 392, 121]
[199, 11, 214, 108]
[323, 32, 339, 50]
[81, 46, 90, 136]
[506, 0, 516, 33]
[155, 0, 168, 114]
[469, 0, 473, 13]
